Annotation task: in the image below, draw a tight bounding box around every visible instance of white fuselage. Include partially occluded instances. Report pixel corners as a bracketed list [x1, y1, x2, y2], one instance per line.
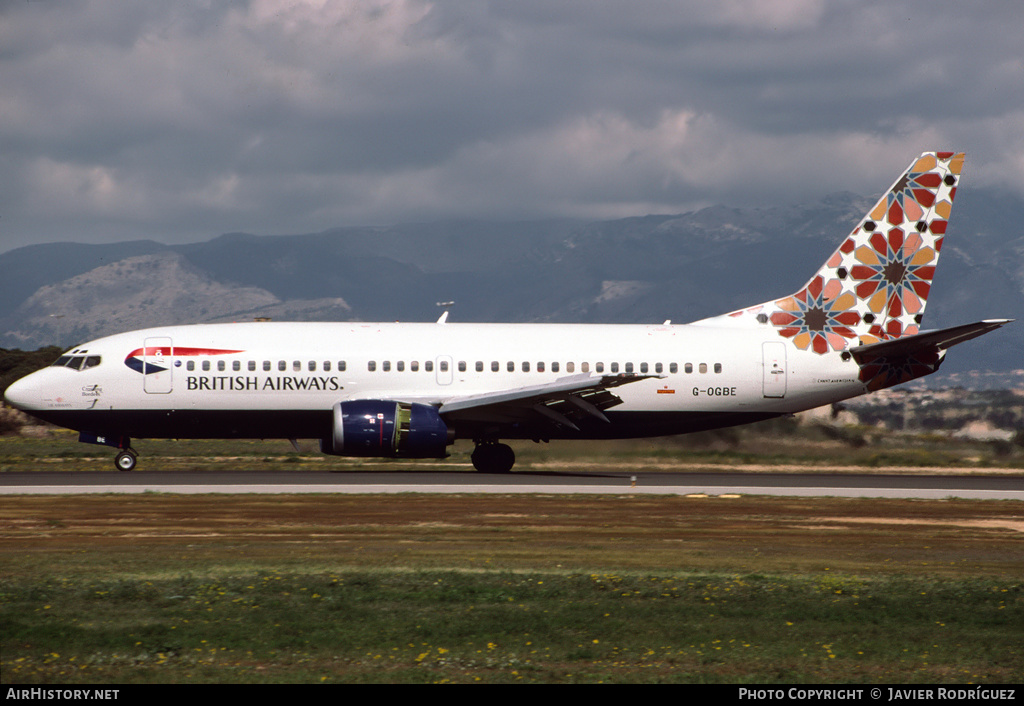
[5, 320, 867, 442]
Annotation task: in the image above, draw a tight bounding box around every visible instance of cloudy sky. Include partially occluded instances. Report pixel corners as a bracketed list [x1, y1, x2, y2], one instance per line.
[1, 0, 1022, 253]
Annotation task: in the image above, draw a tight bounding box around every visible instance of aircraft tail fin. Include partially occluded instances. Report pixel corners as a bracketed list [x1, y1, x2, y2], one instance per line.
[707, 152, 965, 354]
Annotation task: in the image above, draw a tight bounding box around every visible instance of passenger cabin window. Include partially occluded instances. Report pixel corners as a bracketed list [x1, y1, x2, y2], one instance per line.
[410, 361, 419, 372]
[552, 362, 559, 373]
[507, 361, 514, 372]
[248, 361, 257, 372]
[714, 363, 723, 373]
[382, 361, 391, 372]
[537, 362, 545, 372]
[610, 362, 619, 373]
[669, 363, 678, 374]
[308, 361, 316, 372]
[476, 361, 484, 372]
[278, 361, 287, 372]
[397, 361, 405, 372]
[264, 361, 272, 371]
[699, 363, 708, 374]
[491, 361, 499, 372]
[203, 360, 211, 372]
[187, 361, 195, 371]
[685, 363, 693, 374]
[232, 360, 241, 372]
[338, 361, 347, 372]
[425, 361, 434, 372]
[567, 362, 575, 373]
[218, 360, 226, 372]
[581, 362, 590, 373]
[458, 361, 466, 372]
[368, 361, 376, 372]
[323, 361, 331, 372]
[439, 360, 448, 372]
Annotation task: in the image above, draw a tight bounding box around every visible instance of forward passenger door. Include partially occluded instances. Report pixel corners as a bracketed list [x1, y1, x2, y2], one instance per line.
[143, 337, 173, 394]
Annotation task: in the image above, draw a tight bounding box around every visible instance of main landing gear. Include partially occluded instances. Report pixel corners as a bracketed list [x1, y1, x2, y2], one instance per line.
[471, 441, 516, 473]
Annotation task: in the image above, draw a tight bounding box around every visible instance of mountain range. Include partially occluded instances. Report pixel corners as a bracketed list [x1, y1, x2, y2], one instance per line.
[1, 187, 1020, 377]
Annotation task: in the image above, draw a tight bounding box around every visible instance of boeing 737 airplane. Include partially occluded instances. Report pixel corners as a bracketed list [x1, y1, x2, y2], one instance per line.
[3, 152, 1012, 472]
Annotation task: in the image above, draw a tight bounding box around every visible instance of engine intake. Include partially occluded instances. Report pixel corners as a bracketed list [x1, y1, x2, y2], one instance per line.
[320, 400, 449, 458]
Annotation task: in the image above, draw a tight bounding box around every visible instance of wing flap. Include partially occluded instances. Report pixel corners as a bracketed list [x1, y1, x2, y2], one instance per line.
[438, 372, 659, 428]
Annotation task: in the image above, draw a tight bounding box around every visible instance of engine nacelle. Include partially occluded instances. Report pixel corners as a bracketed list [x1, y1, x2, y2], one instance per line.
[320, 400, 450, 458]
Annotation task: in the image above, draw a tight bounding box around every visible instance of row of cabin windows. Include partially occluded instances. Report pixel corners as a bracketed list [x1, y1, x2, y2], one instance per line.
[367, 361, 724, 374]
[183, 359, 724, 374]
[185, 359, 348, 372]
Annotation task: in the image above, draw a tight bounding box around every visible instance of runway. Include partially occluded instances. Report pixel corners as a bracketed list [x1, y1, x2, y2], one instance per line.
[2, 469, 1022, 500]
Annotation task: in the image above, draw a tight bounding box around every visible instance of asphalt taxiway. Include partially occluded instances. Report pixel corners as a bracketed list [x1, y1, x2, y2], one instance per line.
[1, 470, 1022, 500]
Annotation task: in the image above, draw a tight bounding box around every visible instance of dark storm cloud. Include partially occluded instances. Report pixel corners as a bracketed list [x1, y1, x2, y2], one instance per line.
[1, 0, 1021, 252]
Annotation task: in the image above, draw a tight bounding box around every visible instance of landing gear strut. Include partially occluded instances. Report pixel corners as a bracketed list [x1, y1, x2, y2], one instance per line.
[471, 442, 515, 473]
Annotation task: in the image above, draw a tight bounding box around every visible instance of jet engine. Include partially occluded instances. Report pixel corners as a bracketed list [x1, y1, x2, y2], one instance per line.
[320, 400, 450, 458]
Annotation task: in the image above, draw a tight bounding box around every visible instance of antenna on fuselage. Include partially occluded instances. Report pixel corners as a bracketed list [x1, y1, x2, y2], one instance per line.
[436, 300, 454, 324]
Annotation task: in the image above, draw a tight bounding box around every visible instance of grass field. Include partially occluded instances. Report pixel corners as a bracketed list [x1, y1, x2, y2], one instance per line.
[1, 489, 1022, 684]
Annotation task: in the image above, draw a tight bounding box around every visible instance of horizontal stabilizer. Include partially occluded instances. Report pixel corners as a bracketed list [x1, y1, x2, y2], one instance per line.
[850, 319, 1012, 363]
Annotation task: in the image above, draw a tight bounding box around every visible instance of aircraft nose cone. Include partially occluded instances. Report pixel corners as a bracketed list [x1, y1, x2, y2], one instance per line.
[3, 374, 40, 411]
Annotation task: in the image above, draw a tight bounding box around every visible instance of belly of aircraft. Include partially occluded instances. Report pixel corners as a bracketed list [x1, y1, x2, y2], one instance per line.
[24, 407, 781, 441]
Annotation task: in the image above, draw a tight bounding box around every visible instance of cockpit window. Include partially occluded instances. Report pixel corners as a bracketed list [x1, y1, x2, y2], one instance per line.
[51, 355, 102, 371]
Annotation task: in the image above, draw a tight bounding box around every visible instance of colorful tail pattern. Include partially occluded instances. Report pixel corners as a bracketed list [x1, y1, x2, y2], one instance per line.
[722, 152, 964, 355]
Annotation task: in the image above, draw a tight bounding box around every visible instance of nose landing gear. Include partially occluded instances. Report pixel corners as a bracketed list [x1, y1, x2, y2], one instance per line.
[78, 432, 138, 471]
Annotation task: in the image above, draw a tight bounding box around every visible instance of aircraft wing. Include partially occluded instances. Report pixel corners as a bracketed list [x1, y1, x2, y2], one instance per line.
[850, 319, 1013, 362]
[437, 372, 660, 431]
